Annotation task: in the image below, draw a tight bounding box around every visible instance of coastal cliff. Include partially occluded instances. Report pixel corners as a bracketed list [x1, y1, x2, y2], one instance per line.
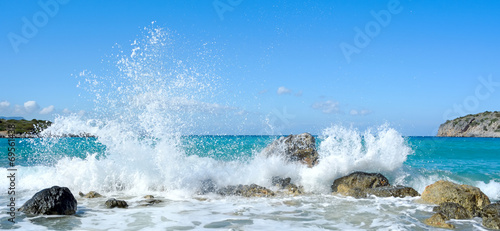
[437, 111, 500, 137]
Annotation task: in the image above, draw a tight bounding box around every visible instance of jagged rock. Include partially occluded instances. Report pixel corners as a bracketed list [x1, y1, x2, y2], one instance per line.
[421, 180, 490, 216]
[482, 202, 500, 229]
[19, 186, 77, 216]
[284, 184, 304, 196]
[263, 133, 319, 167]
[217, 184, 275, 197]
[272, 176, 292, 188]
[424, 213, 455, 229]
[105, 198, 128, 208]
[365, 185, 420, 198]
[331, 172, 390, 193]
[433, 202, 472, 220]
[79, 191, 102, 198]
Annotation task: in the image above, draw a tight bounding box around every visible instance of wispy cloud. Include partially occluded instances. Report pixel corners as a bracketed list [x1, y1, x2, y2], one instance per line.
[294, 91, 303, 97]
[40, 105, 55, 115]
[277, 86, 292, 95]
[258, 89, 268, 94]
[312, 100, 340, 114]
[350, 109, 371, 116]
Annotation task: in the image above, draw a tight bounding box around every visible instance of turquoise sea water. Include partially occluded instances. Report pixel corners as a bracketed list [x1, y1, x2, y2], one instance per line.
[1, 134, 499, 230]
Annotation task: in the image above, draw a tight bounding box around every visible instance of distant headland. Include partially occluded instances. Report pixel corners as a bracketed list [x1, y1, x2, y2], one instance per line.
[0, 117, 52, 138]
[437, 111, 500, 137]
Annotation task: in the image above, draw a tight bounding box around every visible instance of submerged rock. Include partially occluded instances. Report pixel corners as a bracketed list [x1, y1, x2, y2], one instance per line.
[198, 179, 218, 194]
[263, 133, 319, 167]
[105, 198, 128, 208]
[424, 213, 455, 229]
[19, 186, 77, 216]
[365, 185, 420, 198]
[79, 191, 102, 198]
[217, 184, 275, 197]
[482, 202, 500, 229]
[331, 172, 418, 199]
[433, 202, 473, 220]
[421, 180, 490, 216]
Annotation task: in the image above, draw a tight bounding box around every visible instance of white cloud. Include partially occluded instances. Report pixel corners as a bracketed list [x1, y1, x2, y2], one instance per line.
[258, 89, 268, 94]
[40, 105, 55, 115]
[295, 91, 303, 97]
[62, 108, 72, 114]
[0, 101, 10, 108]
[24, 101, 40, 113]
[312, 100, 340, 114]
[350, 109, 371, 116]
[277, 86, 292, 95]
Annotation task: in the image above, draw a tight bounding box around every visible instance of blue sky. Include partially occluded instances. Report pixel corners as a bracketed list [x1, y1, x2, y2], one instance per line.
[1, 0, 499, 135]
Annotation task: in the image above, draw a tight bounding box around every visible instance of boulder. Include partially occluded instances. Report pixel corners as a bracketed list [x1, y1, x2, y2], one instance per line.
[105, 198, 128, 208]
[263, 133, 319, 167]
[482, 202, 500, 229]
[365, 185, 420, 198]
[433, 202, 472, 220]
[424, 213, 455, 229]
[421, 180, 490, 216]
[19, 186, 77, 216]
[217, 184, 275, 197]
[331, 172, 390, 193]
[78, 191, 102, 198]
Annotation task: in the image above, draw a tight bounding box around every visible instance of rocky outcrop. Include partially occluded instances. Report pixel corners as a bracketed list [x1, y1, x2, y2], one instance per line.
[105, 198, 128, 208]
[331, 172, 419, 198]
[437, 111, 500, 137]
[18, 186, 77, 216]
[482, 202, 500, 229]
[262, 133, 319, 167]
[421, 180, 490, 217]
[217, 184, 275, 197]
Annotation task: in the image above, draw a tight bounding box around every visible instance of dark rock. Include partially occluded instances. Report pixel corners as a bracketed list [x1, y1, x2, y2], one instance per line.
[481, 202, 500, 218]
[424, 213, 455, 229]
[365, 185, 420, 198]
[18, 186, 77, 216]
[433, 202, 472, 220]
[79, 191, 102, 198]
[482, 202, 500, 230]
[272, 176, 291, 188]
[139, 199, 163, 206]
[105, 198, 128, 208]
[331, 172, 390, 193]
[421, 180, 490, 217]
[263, 133, 319, 167]
[217, 184, 275, 197]
[198, 179, 218, 194]
[483, 216, 500, 230]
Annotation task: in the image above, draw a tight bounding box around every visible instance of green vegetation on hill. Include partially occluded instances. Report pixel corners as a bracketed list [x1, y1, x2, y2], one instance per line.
[0, 118, 52, 134]
[438, 111, 500, 137]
